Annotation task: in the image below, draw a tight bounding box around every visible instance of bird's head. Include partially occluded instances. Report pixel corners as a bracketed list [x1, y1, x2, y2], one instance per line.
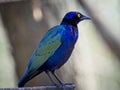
[61, 11, 90, 26]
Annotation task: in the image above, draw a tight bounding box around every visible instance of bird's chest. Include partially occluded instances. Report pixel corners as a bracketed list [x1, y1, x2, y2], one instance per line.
[62, 26, 78, 47]
[59, 26, 78, 59]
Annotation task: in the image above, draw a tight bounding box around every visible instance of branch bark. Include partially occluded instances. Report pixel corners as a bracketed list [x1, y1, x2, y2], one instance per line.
[0, 84, 75, 90]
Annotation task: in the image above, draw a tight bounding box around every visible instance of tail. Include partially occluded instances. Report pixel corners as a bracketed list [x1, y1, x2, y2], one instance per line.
[18, 74, 27, 87]
[18, 70, 42, 87]
[18, 71, 31, 87]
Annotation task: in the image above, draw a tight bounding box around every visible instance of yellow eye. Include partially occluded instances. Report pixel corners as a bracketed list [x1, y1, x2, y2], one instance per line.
[77, 13, 81, 18]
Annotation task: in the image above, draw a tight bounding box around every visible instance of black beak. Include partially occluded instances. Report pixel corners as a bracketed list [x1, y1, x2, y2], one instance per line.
[80, 15, 91, 21]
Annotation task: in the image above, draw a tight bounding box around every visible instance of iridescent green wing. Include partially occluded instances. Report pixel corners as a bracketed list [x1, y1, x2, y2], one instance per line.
[27, 26, 65, 74]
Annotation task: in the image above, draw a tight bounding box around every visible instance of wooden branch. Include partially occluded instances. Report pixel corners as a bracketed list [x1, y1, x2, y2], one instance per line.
[0, 84, 75, 90]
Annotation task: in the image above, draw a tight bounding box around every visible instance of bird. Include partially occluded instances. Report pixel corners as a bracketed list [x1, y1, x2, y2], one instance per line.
[18, 11, 90, 87]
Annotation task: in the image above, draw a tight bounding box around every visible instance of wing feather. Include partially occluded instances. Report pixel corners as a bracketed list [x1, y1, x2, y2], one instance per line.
[27, 26, 65, 74]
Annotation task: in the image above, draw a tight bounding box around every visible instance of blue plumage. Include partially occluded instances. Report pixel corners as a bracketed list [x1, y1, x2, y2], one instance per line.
[18, 11, 90, 87]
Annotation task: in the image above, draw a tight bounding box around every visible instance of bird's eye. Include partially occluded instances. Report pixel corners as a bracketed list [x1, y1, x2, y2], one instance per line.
[77, 13, 81, 18]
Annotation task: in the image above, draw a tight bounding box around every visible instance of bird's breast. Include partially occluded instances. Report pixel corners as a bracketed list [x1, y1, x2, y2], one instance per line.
[62, 25, 78, 45]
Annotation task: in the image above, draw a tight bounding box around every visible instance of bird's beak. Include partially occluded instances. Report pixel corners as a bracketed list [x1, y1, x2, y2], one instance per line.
[80, 15, 91, 21]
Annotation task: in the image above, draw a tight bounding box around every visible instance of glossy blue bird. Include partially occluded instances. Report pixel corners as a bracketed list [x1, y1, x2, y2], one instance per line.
[18, 11, 90, 87]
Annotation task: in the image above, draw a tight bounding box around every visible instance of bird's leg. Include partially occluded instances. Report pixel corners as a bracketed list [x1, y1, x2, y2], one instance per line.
[51, 71, 64, 86]
[45, 71, 57, 86]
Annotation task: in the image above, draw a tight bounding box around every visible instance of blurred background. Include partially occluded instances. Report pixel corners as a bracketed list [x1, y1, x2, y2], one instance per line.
[0, 0, 120, 90]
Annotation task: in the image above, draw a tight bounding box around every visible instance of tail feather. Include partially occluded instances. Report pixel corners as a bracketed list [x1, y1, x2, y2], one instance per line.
[18, 70, 42, 87]
[18, 75, 27, 87]
[18, 72, 28, 87]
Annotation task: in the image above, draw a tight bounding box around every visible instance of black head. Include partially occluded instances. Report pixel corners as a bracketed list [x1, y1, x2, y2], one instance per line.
[61, 11, 90, 26]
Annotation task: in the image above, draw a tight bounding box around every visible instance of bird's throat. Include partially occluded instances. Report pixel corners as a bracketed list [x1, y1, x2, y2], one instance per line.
[60, 18, 77, 27]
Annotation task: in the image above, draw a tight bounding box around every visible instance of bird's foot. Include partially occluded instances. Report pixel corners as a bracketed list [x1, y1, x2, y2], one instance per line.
[64, 83, 74, 85]
[51, 83, 64, 87]
[56, 83, 75, 88]
[54, 83, 65, 88]
[52, 83, 58, 86]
